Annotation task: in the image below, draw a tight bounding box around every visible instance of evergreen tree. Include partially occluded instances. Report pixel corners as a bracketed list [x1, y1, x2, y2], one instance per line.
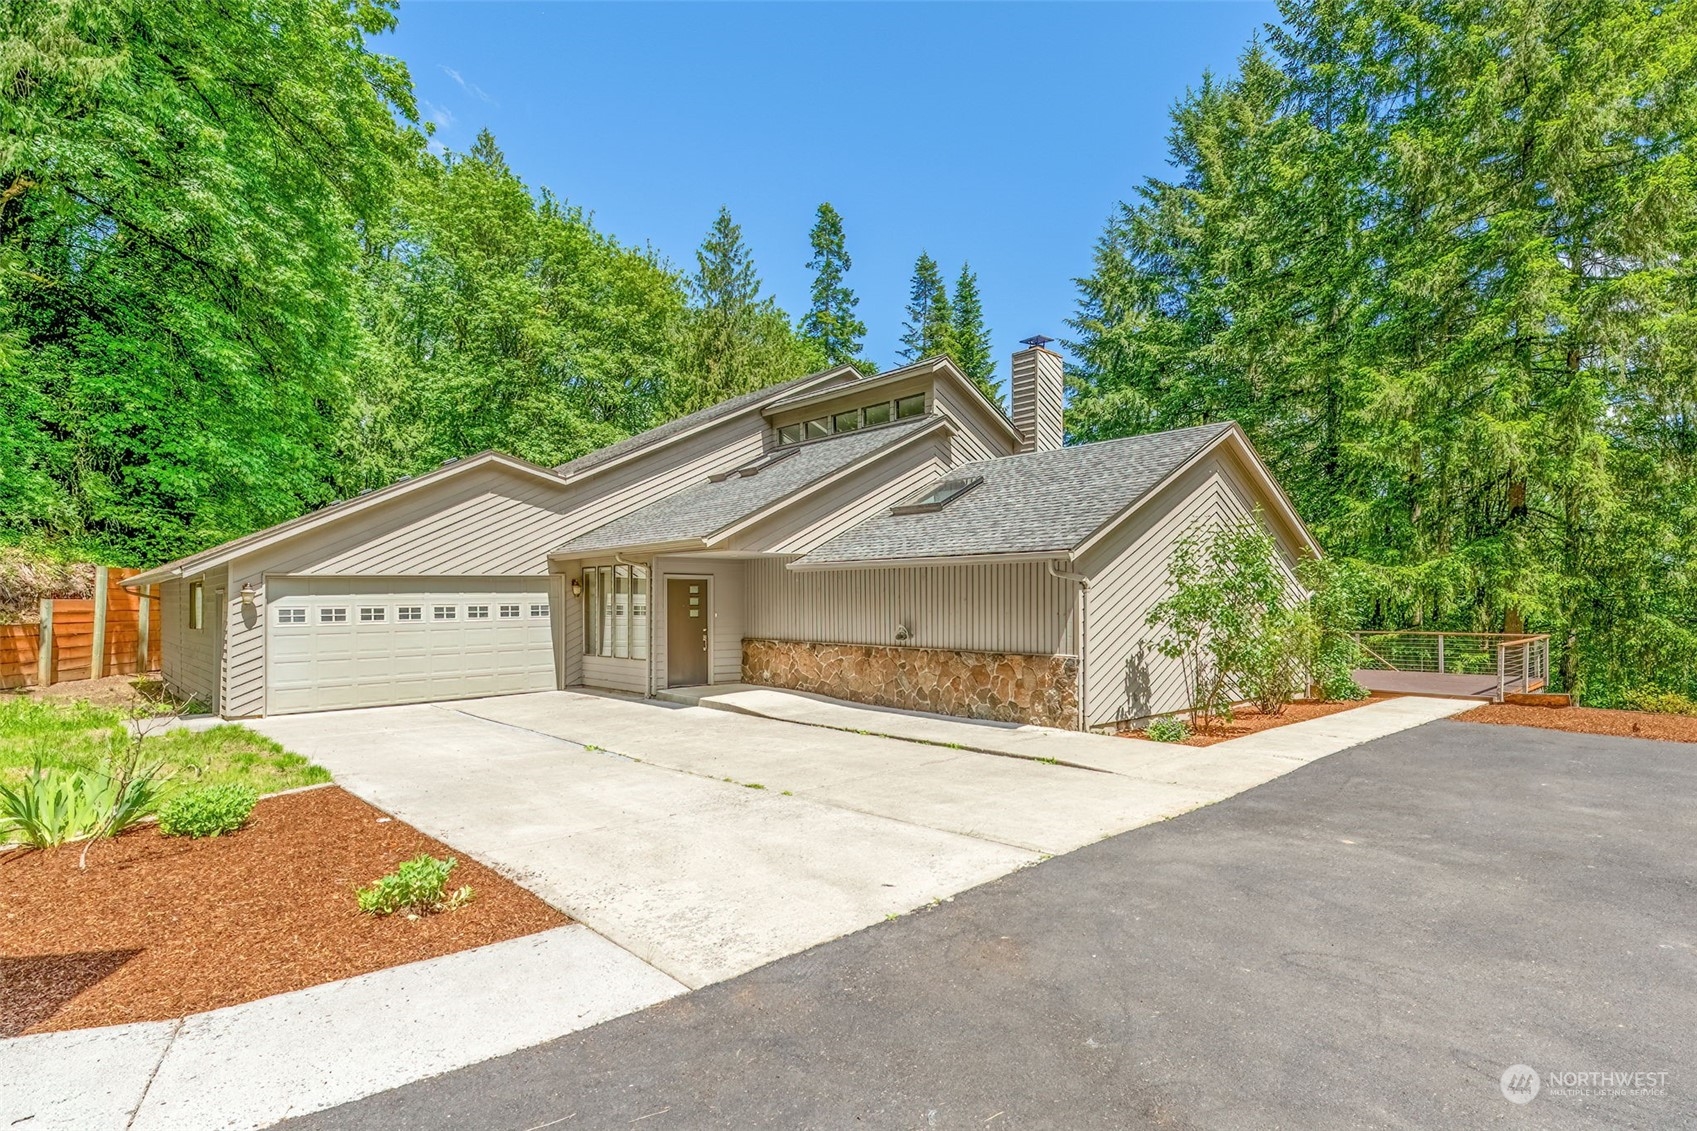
[899, 253, 954, 361]
[950, 263, 998, 404]
[800, 203, 866, 369]
[676, 207, 822, 411]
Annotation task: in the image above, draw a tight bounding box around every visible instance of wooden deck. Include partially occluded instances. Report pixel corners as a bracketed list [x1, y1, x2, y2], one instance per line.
[1352, 669, 1506, 700]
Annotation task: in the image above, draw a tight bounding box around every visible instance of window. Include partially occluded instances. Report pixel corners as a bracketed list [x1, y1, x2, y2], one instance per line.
[276, 607, 305, 625]
[832, 408, 862, 432]
[890, 475, 984, 515]
[530, 603, 549, 618]
[432, 605, 456, 620]
[775, 395, 917, 446]
[467, 605, 490, 619]
[862, 400, 892, 426]
[582, 565, 647, 660]
[188, 580, 204, 630]
[398, 606, 422, 621]
[777, 423, 803, 445]
[359, 606, 386, 623]
[805, 417, 831, 440]
[895, 393, 926, 419]
[320, 607, 347, 624]
[499, 604, 521, 618]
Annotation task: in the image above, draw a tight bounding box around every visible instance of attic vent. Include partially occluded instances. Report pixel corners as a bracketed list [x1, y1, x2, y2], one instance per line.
[707, 447, 799, 482]
[890, 476, 983, 515]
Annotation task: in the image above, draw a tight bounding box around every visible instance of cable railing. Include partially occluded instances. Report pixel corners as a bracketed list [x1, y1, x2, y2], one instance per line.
[1351, 631, 1551, 701]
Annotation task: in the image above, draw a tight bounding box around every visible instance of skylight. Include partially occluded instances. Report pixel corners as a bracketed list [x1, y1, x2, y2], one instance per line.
[890, 476, 983, 515]
[707, 446, 799, 482]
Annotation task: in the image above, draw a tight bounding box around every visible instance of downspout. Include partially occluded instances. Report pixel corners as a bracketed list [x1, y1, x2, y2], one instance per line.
[1047, 559, 1091, 730]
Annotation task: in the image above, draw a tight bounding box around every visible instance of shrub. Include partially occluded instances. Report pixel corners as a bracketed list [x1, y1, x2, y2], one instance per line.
[0, 761, 161, 848]
[1620, 688, 1697, 716]
[158, 784, 259, 838]
[1320, 671, 1370, 702]
[1143, 716, 1192, 743]
[357, 854, 474, 916]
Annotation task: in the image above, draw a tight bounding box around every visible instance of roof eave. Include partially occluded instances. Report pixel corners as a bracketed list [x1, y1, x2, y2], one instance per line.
[786, 548, 1074, 573]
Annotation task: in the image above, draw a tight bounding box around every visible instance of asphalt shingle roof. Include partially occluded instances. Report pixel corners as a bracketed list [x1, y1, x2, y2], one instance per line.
[555, 368, 858, 478]
[554, 416, 942, 555]
[793, 422, 1236, 566]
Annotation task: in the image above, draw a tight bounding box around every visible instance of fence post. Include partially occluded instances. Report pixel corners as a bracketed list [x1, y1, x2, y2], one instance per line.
[37, 599, 53, 687]
[1496, 643, 1505, 702]
[1437, 633, 1445, 673]
[137, 587, 151, 673]
[90, 565, 109, 681]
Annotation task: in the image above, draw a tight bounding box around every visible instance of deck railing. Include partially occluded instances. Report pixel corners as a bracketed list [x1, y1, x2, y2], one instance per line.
[1351, 631, 1550, 700]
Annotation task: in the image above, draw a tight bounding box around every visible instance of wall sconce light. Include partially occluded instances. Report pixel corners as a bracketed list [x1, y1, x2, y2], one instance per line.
[569, 578, 582, 598]
[239, 582, 256, 609]
[894, 623, 911, 642]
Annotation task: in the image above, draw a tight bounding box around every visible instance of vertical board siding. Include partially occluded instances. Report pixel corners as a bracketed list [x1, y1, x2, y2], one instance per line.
[1078, 454, 1304, 728]
[161, 569, 225, 708]
[744, 558, 1073, 657]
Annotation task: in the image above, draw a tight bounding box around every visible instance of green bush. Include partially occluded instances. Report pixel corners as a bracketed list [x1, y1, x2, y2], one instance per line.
[1143, 716, 1193, 743]
[1620, 688, 1697, 716]
[357, 854, 474, 916]
[1320, 671, 1370, 702]
[157, 784, 258, 838]
[0, 761, 161, 848]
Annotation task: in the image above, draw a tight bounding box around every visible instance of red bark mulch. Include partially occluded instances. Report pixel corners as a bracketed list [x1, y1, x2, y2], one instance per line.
[1457, 703, 1697, 744]
[1118, 694, 1392, 747]
[0, 785, 568, 1036]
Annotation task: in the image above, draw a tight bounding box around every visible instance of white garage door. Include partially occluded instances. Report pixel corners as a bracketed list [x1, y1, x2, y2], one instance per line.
[267, 577, 555, 715]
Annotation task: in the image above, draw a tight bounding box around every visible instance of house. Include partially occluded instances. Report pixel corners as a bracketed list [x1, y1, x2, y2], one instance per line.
[125, 341, 1317, 730]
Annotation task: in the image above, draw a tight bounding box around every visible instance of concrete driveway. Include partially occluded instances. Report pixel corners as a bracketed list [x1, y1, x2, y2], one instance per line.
[245, 690, 1459, 989]
[284, 719, 1697, 1131]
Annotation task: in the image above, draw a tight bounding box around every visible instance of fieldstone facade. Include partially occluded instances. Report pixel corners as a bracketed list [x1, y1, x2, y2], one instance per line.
[742, 638, 1080, 729]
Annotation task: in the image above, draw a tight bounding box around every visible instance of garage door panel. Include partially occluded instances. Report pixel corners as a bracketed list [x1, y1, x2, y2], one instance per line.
[267, 577, 556, 714]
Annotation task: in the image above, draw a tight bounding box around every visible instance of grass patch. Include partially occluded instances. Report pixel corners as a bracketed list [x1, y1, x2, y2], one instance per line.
[0, 697, 328, 800]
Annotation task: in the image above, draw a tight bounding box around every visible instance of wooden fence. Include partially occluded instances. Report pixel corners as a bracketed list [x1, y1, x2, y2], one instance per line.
[0, 567, 161, 690]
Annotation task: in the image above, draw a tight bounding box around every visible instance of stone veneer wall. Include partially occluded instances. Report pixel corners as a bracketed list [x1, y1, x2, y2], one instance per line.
[742, 638, 1080, 729]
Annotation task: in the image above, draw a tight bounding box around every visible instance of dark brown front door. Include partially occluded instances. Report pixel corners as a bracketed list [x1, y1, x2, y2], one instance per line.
[666, 578, 709, 686]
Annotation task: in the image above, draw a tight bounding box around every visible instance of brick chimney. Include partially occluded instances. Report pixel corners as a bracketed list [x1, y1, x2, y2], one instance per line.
[1010, 336, 1064, 453]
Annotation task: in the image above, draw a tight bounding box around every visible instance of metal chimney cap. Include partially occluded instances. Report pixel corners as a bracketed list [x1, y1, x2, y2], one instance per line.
[1019, 334, 1054, 349]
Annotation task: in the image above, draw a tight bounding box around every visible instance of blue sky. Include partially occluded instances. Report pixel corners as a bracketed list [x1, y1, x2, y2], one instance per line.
[386, 2, 1278, 393]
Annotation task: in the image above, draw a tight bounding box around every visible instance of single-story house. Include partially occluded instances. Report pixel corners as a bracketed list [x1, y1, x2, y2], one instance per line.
[126, 340, 1317, 729]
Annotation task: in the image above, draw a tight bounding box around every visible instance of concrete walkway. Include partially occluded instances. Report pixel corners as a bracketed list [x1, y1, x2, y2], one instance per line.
[0, 925, 684, 1131]
[660, 682, 1472, 781]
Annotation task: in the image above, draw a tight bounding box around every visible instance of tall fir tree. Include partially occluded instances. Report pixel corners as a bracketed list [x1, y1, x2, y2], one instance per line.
[677, 206, 822, 411]
[799, 203, 867, 370]
[950, 263, 998, 403]
[898, 252, 954, 361]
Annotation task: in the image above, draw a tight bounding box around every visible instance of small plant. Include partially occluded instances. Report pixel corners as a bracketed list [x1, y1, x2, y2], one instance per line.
[1621, 688, 1697, 716]
[1320, 671, 1370, 702]
[1143, 716, 1192, 743]
[158, 784, 259, 838]
[357, 854, 474, 916]
[0, 761, 161, 849]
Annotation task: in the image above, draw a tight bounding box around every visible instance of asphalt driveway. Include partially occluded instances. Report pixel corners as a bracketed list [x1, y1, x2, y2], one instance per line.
[283, 719, 1696, 1130]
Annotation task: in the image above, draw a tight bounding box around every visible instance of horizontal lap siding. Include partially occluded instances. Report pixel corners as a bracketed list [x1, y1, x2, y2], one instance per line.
[1078, 453, 1303, 728]
[931, 381, 1017, 464]
[745, 558, 1073, 657]
[747, 441, 949, 557]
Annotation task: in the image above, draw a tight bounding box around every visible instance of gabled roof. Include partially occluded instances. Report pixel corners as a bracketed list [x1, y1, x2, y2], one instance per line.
[551, 415, 948, 557]
[123, 451, 570, 588]
[554, 364, 862, 480]
[789, 422, 1311, 569]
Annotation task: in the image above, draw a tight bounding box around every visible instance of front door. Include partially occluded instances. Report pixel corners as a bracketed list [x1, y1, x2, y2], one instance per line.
[666, 578, 709, 686]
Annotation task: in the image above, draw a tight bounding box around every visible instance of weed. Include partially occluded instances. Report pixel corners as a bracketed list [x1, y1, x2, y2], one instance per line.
[357, 854, 474, 916]
[158, 784, 258, 838]
[1143, 716, 1192, 743]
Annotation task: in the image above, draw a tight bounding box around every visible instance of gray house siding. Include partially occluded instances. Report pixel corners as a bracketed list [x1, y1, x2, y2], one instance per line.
[738, 439, 951, 558]
[930, 379, 1018, 465]
[1076, 448, 1305, 728]
[160, 567, 226, 709]
[743, 558, 1074, 657]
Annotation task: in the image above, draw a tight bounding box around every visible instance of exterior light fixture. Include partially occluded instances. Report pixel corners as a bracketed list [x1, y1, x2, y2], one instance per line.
[239, 582, 256, 608]
[569, 577, 582, 598]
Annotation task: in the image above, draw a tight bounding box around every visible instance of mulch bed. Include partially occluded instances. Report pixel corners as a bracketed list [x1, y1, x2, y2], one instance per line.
[1119, 694, 1392, 747]
[1457, 703, 1697, 744]
[0, 786, 568, 1036]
